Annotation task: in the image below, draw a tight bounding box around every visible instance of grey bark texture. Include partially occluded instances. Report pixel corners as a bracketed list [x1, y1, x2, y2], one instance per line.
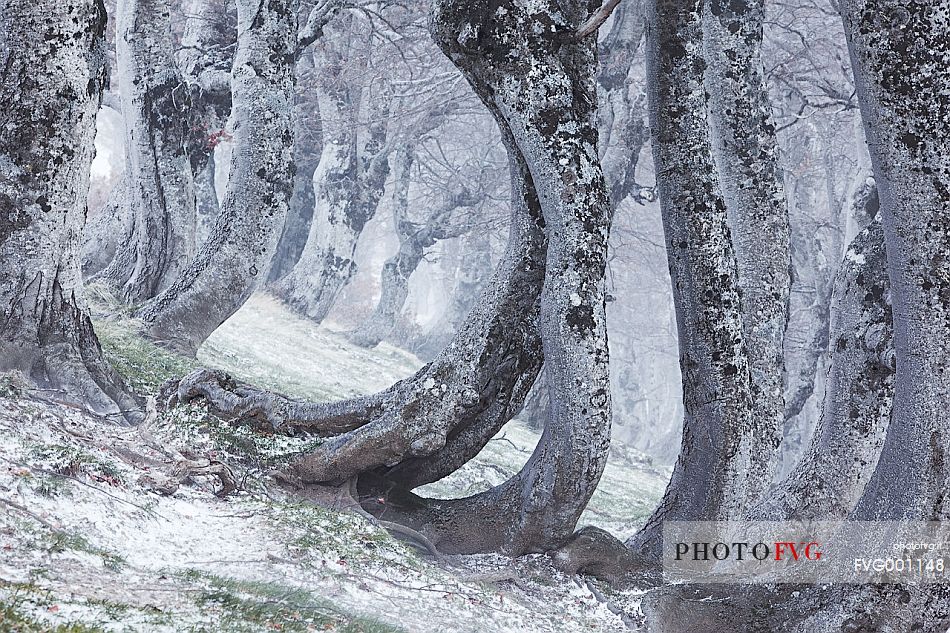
[626, 0, 761, 561]
[0, 0, 141, 421]
[136, 0, 299, 355]
[349, 143, 481, 349]
[267, 53, 321, 283]
[841, 0, 950, 522]
[703, 0, 791, 483]
[761, 216, 893, 520]
[171, 0, 615, 557]
[273, 29, 393, 324]
[95, 0, 197, 303]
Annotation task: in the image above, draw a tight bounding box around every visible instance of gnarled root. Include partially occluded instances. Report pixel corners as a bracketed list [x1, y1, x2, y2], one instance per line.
[165, 368, 388, 435]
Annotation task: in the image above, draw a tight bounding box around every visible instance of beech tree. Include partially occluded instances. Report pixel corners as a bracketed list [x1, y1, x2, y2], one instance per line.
[840, 0, 950, 522]
[0, 0, 140, 420]
[348, 141, 483, 349]
[272, 16, 394, 323]
[169, 0, 615, 556]
[136, 0, 333, 354]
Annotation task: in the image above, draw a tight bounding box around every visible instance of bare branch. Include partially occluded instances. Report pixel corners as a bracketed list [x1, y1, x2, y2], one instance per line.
[575, 0, 622, 40]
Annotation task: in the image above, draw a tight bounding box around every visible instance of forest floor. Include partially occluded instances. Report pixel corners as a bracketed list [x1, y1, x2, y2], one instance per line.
[0, 293, 671, 632]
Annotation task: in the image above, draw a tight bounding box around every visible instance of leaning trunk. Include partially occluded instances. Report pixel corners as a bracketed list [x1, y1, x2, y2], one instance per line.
[0, 0, 140, 420]
[703, 0, 791, 483]
[762, 217, 893, 520]
[274, 80, 391, 324]
[99, 0, 197, 303]
[626, 0, 759, 561]
[136, 0, 298, 355]
[841, 0, 950, 521]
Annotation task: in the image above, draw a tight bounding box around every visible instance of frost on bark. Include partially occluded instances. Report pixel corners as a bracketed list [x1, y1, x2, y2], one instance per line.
[597, 0, 650, 209]
[703, 0, 790, 483]
[349, 143, 482, 349]
[136, 0, 299, 355]
[94, 0, 197, 303]
[273, 34, 393, 324]
[268, 54, 322, 283]
[0, 0, 140, 421]
[761, 217, 892, 520]
[171, 0, 614, 556]
[840, 0, 950, 521]
[360, 0, 614, 555]
[625, 0, 760, 561]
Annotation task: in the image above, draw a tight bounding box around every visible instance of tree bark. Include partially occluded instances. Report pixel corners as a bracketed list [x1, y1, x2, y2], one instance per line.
[703, 0, 791, 484]
[841, 0, 950, 521]
[267, 53, 321, 283]
[349, 144, 480, 349]
[96, 0, 197, 303]
[172, 0, 615, 558]
[360, 0, 614, 555]
[0, 0, 141, 421]
[625, 0, 760, 561]
[136, 0, 299, 355]
[273, 31, 392, 324]
[761, 217, 893, 520]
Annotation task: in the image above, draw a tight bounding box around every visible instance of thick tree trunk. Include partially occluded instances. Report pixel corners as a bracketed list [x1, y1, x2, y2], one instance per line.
[81, 174, 133, 278]
[97, 0, 197, 303]
[136, 0, 299, 355]
[841, 0, 950, 521]
[597, 0, 650, 209]
[625, 0, 760, 561]
[0, 0, 140, 421]
[267, 55, 321, 283]
[363, 0, 614, 555]
[761, 217, 892, 520]
[703, 0, 791, 483]
[349, 144, 480, 349]
[172, 0, 614, 558]
[274, 38, 392, 324]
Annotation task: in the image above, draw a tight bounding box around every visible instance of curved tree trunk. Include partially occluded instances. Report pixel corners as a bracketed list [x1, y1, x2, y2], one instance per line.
[625, 0, 759, 561]
[267, 54, 322, 283]
[0, 0, 141, 421]
[841, 0, 950, 522]
[761, 217, 892, 520]
[274, 34, 392, 324]
[96, 0, 197, 303]
[136, 0, 299, 355]
[349, 144, 480, 349]
[703, 0, 791, 482]
[171, 0, 614, 558]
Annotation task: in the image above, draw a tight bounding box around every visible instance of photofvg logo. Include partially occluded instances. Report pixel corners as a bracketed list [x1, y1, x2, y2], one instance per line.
[662, 521, 950, 584]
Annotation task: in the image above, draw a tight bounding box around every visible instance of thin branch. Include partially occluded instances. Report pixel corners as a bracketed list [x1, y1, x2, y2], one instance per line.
[575, 0, 622, 40]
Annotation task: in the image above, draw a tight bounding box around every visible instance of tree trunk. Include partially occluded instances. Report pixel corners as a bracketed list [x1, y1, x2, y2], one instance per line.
[267, 54, 321, 283]
[360, 0, 614, 556]
[136, 0, 299, 355]
[761, 217, 892, 520]
[625, 0, 760, 561]
[0, 0, 140, 421]
[98, 0, 197, 303]
[273, 34, 392, 324]
[172, 0, 615, 558]
[81, 174, 133, 278]
[349, 144, 480, 349]
[703, 0, 791, 483]
[841, 0, 950, 521]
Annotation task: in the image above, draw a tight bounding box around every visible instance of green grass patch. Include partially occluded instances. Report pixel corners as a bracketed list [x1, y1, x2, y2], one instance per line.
[179, 570, 404, 633]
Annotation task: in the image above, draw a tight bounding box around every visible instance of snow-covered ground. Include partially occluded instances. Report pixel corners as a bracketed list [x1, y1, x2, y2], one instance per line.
[0, 293, 669, 632]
